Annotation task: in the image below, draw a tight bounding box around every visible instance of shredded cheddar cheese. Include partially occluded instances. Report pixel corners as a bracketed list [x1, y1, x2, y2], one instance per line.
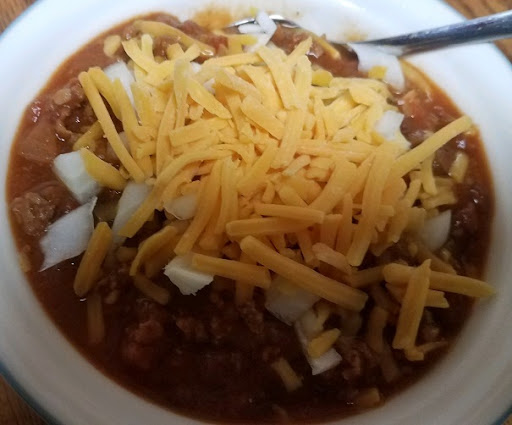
[74, 222, 113, 297]
[73, 19, 492, 362]
[271, 357, 303, 392]
[307, 328, 341, 358]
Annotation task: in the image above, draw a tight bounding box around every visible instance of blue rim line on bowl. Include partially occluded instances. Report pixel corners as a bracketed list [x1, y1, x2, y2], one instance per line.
[493, 406, 512, 425]
[0, 1, 511, 424]
[0, 357, 61, 425]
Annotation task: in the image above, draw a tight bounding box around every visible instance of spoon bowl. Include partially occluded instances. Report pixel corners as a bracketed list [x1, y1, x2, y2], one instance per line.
[227, 10, 512, 57]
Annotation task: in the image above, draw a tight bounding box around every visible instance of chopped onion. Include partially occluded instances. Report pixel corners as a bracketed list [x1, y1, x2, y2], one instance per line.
[104, 61, 135, 105]
[203, 78, 215, 94]
[420, 210, 452, 251]
[393, 132, 412, 152]
[53, 151, 100, 204]
[164, 255, 214, 295]
[375, 110, 404, 140]
[164, 194, 198, 220]
[295, 321, 342, 375]
[238, 23, 264, 34]
[242, 12, 277, 53]
[309, 348, 343, 375]
[247, 34, 273, 53]
[265, 276, 319, 325]
[256, 11, 277, 35]
[112, 182, 151, 242]
[348, 43, 405, 91]
[298, 309, 323, 339]
[190, 62, 201, 74]
[40, 197, 97, 271]
[374, 110, 410, 151]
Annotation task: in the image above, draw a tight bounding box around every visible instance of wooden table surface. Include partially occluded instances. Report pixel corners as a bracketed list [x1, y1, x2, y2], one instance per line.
[0, 0, 511, 424]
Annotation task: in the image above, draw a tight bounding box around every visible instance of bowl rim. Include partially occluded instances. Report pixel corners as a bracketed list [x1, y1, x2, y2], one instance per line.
[0, 3, 67, 423]
[1, 1, 512, 424]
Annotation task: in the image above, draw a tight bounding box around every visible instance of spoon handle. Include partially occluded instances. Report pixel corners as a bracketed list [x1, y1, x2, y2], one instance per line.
[356, 10, 512, 56]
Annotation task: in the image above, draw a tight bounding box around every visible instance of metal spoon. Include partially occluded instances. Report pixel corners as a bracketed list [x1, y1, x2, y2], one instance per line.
[227, 10, 512, 56]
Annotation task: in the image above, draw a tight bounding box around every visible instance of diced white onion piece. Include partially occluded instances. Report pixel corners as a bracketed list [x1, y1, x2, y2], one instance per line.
[247, 33, 273, 53]
[393, 132, 412, 152]
[240, 12, 276, 53]
[298, 309, 323, 339]
[256, 11, 277, 35]
[53, 151, 100, 204]
[164, 194, 198, 220]
[164, 255, 214, 295]
[112, 182, 151, 242]
[238, 23, 264, 34]
[203, 78, 215, 94]
[309, 348, 343, 375]
[40, 197, 97, 271]
[348, 43, 405, 91]
[191, 62, 201, 74]
[375, 110, 404, 140]
[375, 110, 410, 152]
[265, 276, 319, 325]
[420, 210, 452, 251]
[295, 322, 342, 375]
[104, 61, 135, 105]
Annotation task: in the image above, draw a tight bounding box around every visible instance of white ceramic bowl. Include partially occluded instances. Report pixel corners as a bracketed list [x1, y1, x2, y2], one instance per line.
[1, 0, 512, 424]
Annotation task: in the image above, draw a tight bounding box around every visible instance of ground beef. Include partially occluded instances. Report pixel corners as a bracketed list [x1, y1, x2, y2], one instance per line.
[120, 299, 171, 370]
[336, 336, 377, 381]
[17, 117, 60, 164]
[272, 26, 309, 54]
[434, 143, 458, 174]
[10, 181, 74, 236]
[209, 313, 236, 344]
[209, 288, 226, 308]
[399, 90, 437, 144]
[237, 300, 265, 334]
[179, 20, 227, 51]
[153, 36, 177, 58]
[433, 293, 473, 339]
[49, 79, 95, 140]
[121, 338, 159, 371]
[202, 350, 244, 383]
[152, 13, 181, 29]
[92, 138, 122, 166]
[97, 262, 130, 304]
[419, 310, 441, 343]
[399, 89, 456, 146]
[124, 14, 227, 53]
[135, 298, 171, 324]
[51, 78, 85, 109]
[453, 201, 479, 236]
[18, 77, 93, 163]
[11, 192, 56, 237]
[54, 107, 74, 141]
[131, 319, 165, 345]
[271, 26, 359, 77]
[452, 182, 488, 239]
[175, 316, 208, 342]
